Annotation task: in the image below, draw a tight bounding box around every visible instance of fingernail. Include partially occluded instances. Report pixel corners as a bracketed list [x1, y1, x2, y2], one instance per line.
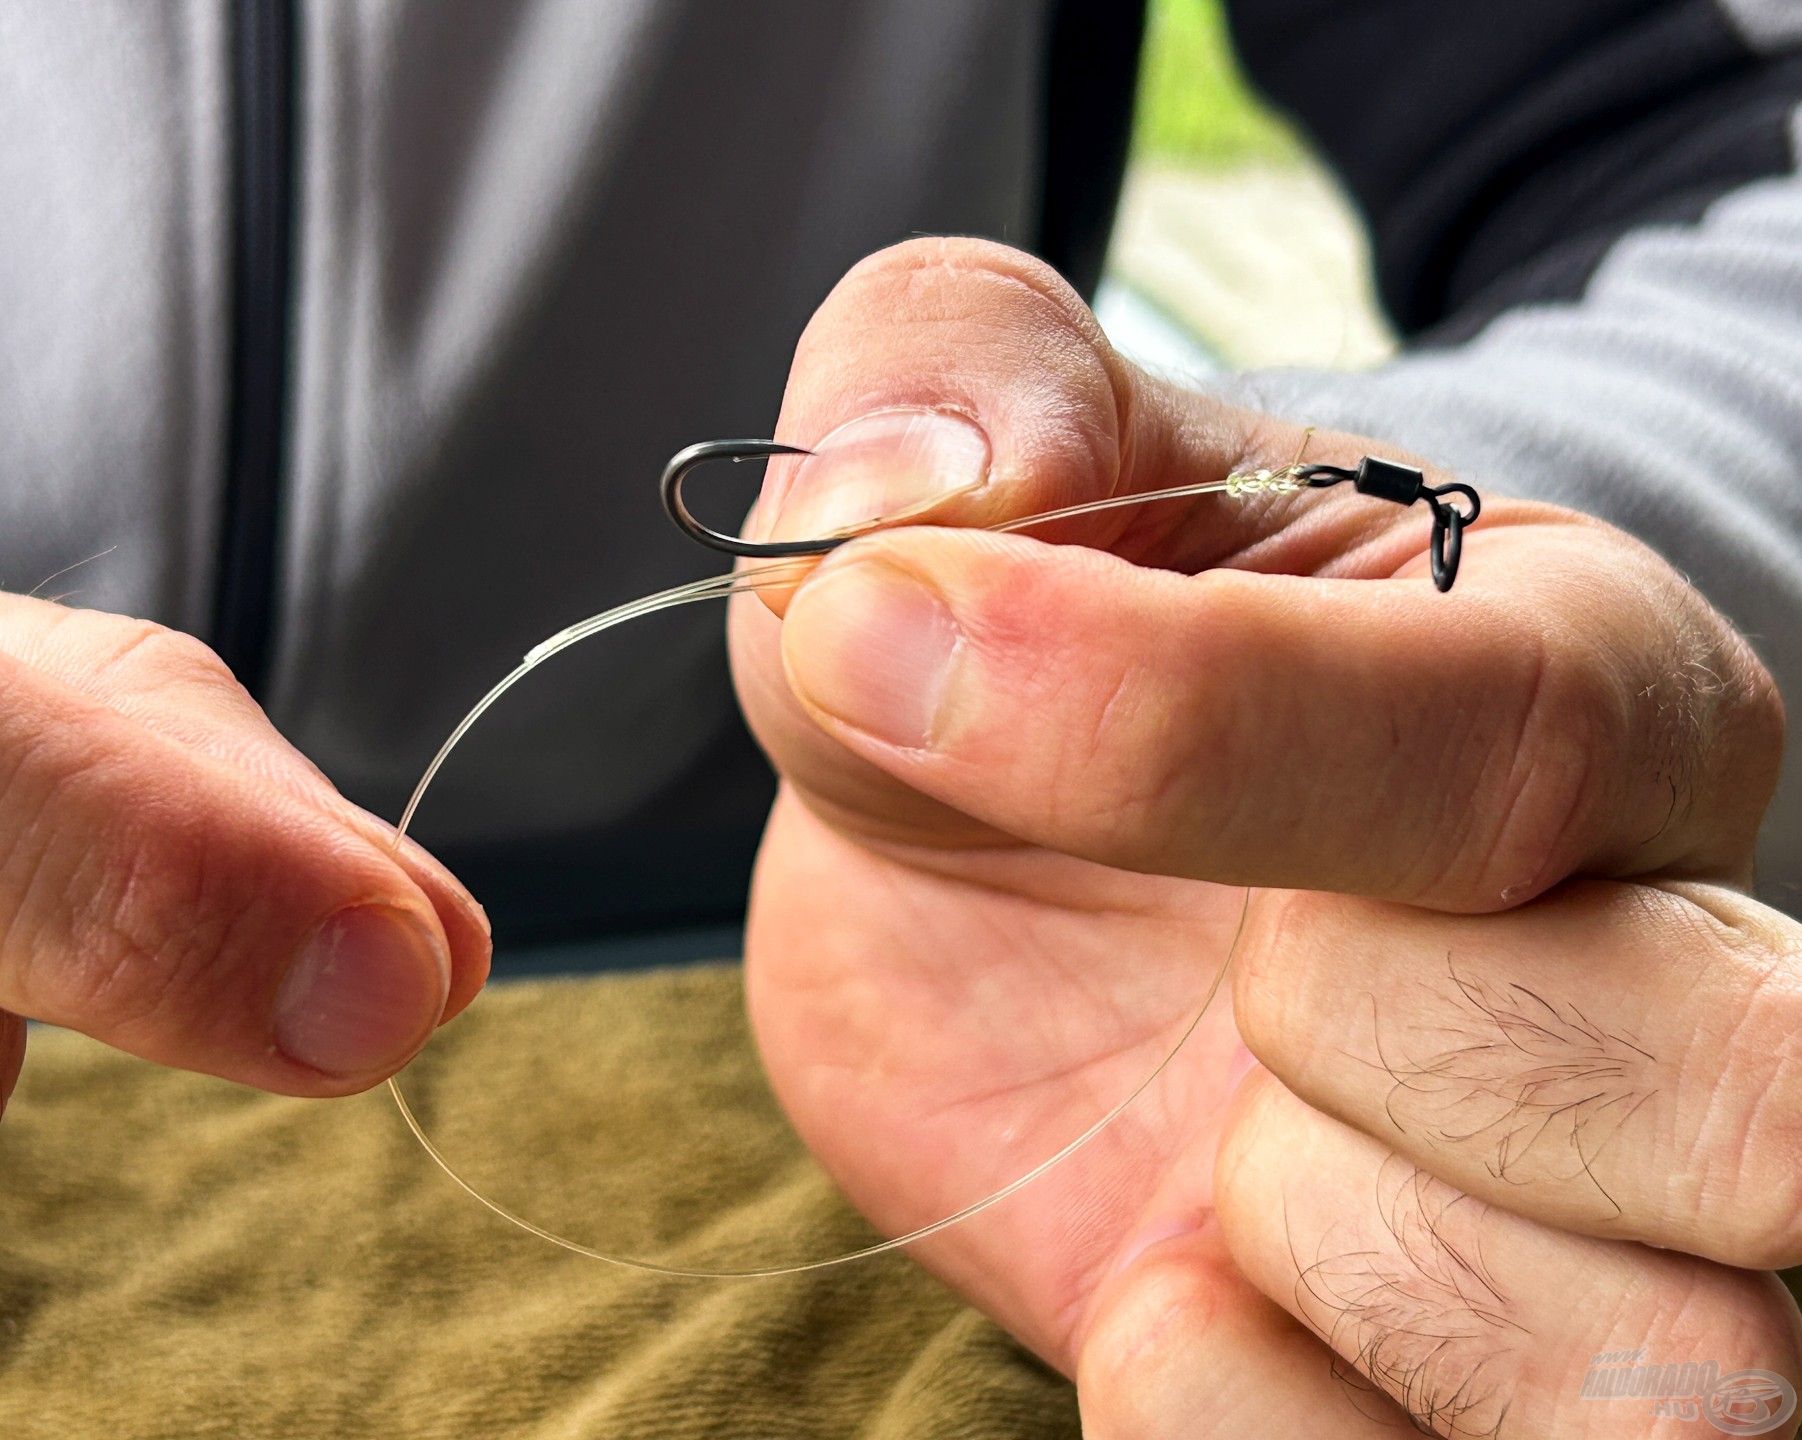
[783, 559, 962, 748]
[764, 409, 990, 542]
[275, 905, 449, 1077]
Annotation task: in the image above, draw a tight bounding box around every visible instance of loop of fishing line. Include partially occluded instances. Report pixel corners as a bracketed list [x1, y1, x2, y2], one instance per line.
[387, 433, 1479, 1277]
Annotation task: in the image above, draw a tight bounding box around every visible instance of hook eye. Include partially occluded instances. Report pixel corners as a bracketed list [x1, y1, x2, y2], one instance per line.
[660, 439, 830, 558]
[1427, 479, 1481, 527]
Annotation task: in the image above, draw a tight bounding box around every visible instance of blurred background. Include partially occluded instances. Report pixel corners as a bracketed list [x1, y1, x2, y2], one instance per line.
[1099, 0, 1392, 375]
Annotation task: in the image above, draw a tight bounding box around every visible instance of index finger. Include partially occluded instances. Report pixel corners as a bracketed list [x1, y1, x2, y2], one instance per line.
[774, 513, 1780, 909]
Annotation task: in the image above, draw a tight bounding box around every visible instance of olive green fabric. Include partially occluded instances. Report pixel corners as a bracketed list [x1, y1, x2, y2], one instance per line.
[0, 966, 1078, 1439]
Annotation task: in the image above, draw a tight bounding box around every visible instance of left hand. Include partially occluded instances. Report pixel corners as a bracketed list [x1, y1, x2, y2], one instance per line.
[727, 238, 1802, 1437]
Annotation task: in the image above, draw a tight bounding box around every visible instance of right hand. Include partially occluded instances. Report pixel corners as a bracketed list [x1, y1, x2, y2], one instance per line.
[726, 238, 1802, 1435]
[0, 593, 490, 1119]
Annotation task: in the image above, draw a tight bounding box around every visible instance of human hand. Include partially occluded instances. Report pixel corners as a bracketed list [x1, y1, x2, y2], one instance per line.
[727, 238, 1802, 1436]
[0, 595, 489, 1119]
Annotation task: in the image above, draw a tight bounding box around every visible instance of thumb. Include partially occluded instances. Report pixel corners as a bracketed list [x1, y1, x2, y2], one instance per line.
[730, 236, 1254, 841]
[728, 236, 1425, 846]
[748, 236, 1345, 616]
[0, 610, 489, 1096]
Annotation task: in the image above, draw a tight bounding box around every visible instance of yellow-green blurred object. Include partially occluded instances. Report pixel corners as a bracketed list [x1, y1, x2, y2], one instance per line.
[1134, 0, 1302, 166]
[0, 969, 1077, 1440]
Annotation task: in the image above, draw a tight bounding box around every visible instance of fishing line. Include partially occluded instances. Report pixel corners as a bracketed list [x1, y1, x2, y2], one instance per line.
[387, 445, 1477, 1277]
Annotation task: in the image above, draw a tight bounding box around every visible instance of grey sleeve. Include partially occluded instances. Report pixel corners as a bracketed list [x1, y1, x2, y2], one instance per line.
[1218, 4, 1802, 909]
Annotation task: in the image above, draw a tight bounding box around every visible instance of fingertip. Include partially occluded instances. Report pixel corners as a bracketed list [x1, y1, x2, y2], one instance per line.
[392, 842, 491, 1026]
[339, 820, 492, 1028]
[1210, 1063, 1281, 1221]
[438, 921, 491, 1025]
[1083, 1216, 1223, 1356]
[1077, 1217, 1252, 1438]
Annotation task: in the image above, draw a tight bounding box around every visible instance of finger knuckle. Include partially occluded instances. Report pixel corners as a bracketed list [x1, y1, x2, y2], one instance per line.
[1605, 1263, 1802, 1404]
[1685, 931, 1802, 1268]
[0, 654, 253, 1034]
[1209, 1068, 1286, 1229]
[1733, 642, 1786, 762]
[14, 785, 235, 1036]
[944, 547, 1186, 856]
[1439, 624, 1617, 908]
[1037, 654, 1171, 858]
[1052, 580, 1282, 880]
[1614, 586, 1785, 875]
[93, 617, 237, 696]
[1663, 585, 1784, 769]
[0, 731, 96, 1007]
[1077, 1254, 1229, 1439]
[1707, 632, 1787, 850]
[1230, 888, 1329, 1063]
